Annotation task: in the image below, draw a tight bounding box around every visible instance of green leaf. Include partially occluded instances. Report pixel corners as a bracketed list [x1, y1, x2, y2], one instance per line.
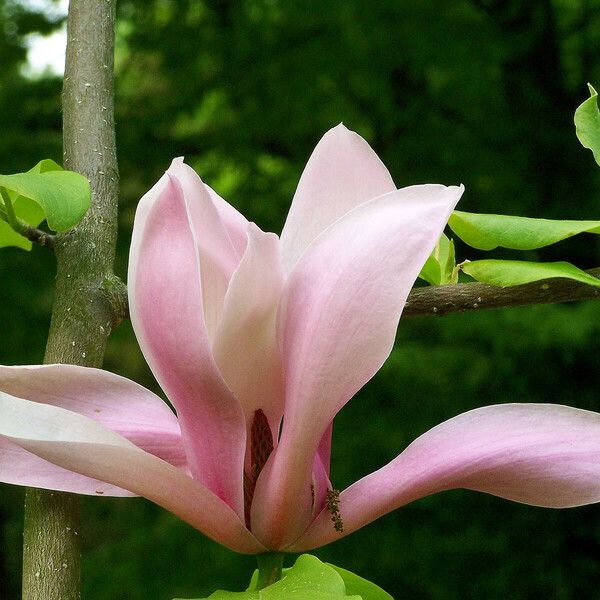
[327, 564, 394, 600]
[419, 234, 457, 284]
[0, 163, 90, 232]
[0, 220, 32, 250]
[174, 555, 367, 600]
[461, 259, 600, 288]
[448, 211, 600, 251]
[575, 83, 600, 165]
[0, 159, 62, 249]
[28, 159, 63, 174]
[13, 196, 46, 226]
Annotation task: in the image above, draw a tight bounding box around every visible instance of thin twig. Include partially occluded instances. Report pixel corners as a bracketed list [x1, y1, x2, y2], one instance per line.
[20, 225, 55, 248]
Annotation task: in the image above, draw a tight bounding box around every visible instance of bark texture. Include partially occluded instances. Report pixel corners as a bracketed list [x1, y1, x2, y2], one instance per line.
[403, 268, 600, 318]
[21, 1, 119, 598]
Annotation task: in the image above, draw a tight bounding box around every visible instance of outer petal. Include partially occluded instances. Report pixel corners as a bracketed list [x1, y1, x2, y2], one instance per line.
[206, 184, 249, 258]
[280, 124, 396, 270]
[212, 223, 285, 435]
[0, 391, 265, 554]
[1, 439, 135, 496]
[0, 364, 186, 496]
[291, 404, 600, 551]
[317, 422, 334, 477]
[309, 424, 334, 519]
[167, 159, 241, 340]
[128, 163, 245, 514]
[311, 452, 331, 520]
[253, 184, 463, 548]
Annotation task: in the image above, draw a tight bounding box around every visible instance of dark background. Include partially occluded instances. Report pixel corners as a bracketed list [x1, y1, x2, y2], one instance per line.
[2, 0, 600, 598]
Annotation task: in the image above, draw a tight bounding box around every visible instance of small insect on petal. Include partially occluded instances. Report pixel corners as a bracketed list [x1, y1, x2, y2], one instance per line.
[326, 488, 344, 532]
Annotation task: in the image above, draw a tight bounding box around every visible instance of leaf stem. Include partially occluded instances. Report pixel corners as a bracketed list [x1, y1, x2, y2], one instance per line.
[1, 187, 22, 231]
[256, 552, 285, 590]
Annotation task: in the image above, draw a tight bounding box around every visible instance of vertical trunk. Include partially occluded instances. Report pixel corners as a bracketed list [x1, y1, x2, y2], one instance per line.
[21, 1, 119, 598]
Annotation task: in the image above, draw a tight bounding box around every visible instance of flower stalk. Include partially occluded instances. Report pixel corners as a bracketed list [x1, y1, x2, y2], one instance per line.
[256, 552, 285, 590]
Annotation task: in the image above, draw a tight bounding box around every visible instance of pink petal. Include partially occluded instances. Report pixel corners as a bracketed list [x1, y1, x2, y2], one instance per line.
[212, 223, 285, 436]
[317, 422, 334, 477]
[128, 162, 246, 515]
[0, 440, 135, 496]
[206, 184, 249, 258]
[252, 184, 463, 548]
[0, 364, 186, 495]
[311, 452, 331, 520]
[167, 159, 240, 340]
[291, 404, 600, 551]
[0, 392, 265, 554]
[280, 124, 397, 270]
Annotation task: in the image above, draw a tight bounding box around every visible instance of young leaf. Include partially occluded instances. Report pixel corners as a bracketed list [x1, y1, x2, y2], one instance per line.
[419, 233, 457, 284]
[175, 555, 367, 600]
[29, 159, 63, 174]
[327, 564, 394, 600]
[419, 253, 442, 285]
[448, 211, 600, 251]
[461, 259, 600, 288]
[0, 164, 90, 232]
[575, 83, 600, 165]
[0, 220, 32, 250]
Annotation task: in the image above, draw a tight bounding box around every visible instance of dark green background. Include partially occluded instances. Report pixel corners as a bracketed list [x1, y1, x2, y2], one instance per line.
[2, 0, 600, 597]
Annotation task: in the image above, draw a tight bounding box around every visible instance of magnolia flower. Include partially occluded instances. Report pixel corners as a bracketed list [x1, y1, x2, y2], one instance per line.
[2, 125, 600, 555]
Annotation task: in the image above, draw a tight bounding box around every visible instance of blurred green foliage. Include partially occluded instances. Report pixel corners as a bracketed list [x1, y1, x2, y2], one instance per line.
[2, 0, 600, 598]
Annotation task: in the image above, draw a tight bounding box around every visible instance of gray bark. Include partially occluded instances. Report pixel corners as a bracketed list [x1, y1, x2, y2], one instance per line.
[21, 1, 119, 598]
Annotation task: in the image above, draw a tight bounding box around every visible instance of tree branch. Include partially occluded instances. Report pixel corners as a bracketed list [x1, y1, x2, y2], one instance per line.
[404, 268, 600, 318]
[21, 1, 119, 599]
[95, 267, 600, 327]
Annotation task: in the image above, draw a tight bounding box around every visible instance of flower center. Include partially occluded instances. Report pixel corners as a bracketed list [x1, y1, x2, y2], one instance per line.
[244, 409, 274, 529]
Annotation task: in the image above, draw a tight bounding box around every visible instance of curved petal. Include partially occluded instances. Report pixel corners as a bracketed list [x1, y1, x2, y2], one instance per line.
[206, 184, 249, 258]
[212, 223, 285, 435]
[280, 124, 396, 270]
[128, 163, 246, 514]
[0, 364, 186, 495]
[167, 159, 241, 340]
[0, 440, 136, 497]
[252, 184, 464, 548]
[0, 391, 265, 554]
[291, 404, 600, 551]
[317, 422, 334, 477]
[310, 423, 334, 519]
[311, 452, 331, 520]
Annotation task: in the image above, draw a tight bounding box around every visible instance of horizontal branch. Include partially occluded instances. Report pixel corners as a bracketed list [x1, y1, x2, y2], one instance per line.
[403, 267, 600, 317]
[104, 267, 600, 324]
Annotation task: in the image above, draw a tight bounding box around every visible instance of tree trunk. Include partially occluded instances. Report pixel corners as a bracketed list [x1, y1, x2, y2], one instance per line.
[21, 1, 119, 598]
